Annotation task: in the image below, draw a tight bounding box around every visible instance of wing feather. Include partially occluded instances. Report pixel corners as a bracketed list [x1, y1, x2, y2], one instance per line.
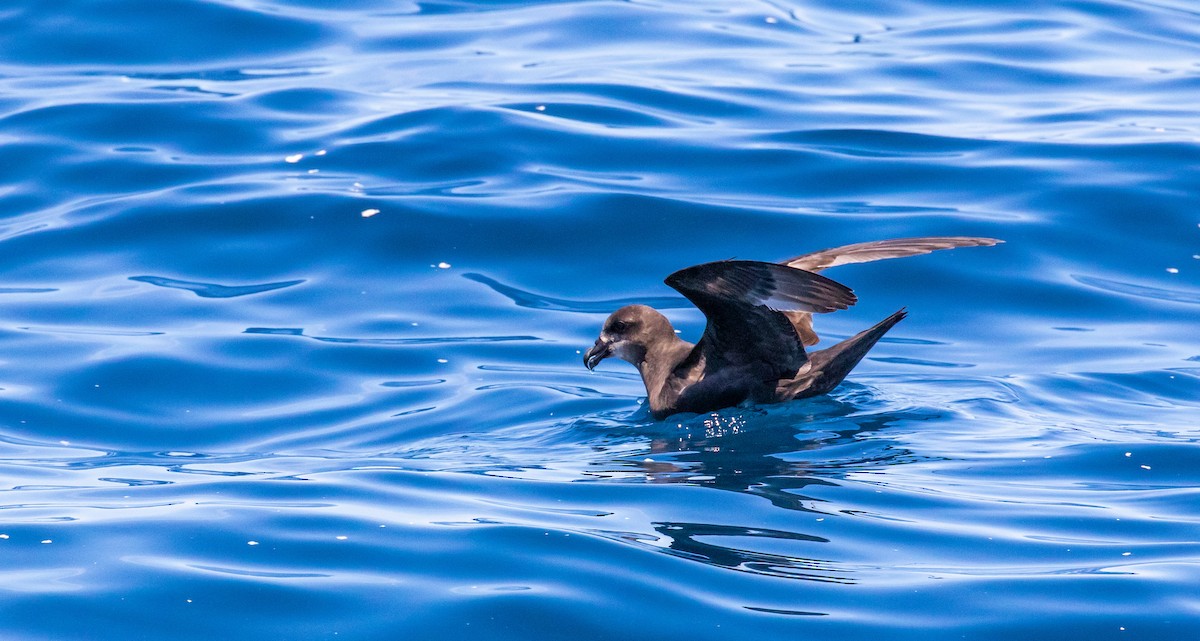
[665, 260, 856, 314]
[784, 236, 1002, 273]
[664, 261, 856, 379]
[781, 236, 1002, 345]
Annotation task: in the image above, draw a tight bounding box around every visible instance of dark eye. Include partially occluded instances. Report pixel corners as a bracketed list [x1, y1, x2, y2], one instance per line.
[611, 320, 629, 333]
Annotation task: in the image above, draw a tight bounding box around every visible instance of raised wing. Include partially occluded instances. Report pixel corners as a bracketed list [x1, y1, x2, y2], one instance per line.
[664, 260, 856, 378]
[782, 236, 1002, 346]
[784, 236, 1002, 273]
[666, 260, 856, 314]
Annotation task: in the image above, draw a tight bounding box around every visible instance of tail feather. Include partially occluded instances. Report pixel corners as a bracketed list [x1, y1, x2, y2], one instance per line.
[779, 308, 907, 400]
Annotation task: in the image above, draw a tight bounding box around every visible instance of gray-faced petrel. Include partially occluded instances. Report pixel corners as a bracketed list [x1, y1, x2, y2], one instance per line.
[583, 236, 1002, 419]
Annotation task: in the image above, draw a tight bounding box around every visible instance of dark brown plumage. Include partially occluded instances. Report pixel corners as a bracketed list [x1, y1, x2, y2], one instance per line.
[583, 236, 1001, 419]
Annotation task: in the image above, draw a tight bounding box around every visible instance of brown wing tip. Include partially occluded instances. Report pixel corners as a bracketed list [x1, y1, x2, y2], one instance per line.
[956, 237, 1003, 246]
[889, 236, 1003, 248]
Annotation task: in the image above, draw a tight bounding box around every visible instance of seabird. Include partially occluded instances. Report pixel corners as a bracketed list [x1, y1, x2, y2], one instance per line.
[583, 236, 1002, 419]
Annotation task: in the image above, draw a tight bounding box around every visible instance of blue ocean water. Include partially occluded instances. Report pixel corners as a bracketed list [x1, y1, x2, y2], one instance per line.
[2, 0, 1199, 638]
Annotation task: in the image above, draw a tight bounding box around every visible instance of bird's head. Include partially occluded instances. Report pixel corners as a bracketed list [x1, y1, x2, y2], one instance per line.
[583, 305, 675, 370]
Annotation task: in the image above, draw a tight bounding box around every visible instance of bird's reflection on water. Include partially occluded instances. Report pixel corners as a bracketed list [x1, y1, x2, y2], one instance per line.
[592, 521, 852, 585]
[396, 380, 945, 585]
[596, 385, 932, 496]
[567, 384, 944, 585]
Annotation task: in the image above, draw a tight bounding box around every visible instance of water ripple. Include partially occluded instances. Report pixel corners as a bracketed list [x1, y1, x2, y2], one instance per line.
[1072, 273, 1200, 305]
[3, 0, 1200, 638]
[130, 276, 305, 298]
[464, 272, 687, 313]
[243, 327, 542, 345]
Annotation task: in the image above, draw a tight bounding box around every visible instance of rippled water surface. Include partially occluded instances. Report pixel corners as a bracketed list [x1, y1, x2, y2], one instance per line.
[2, 0, 1199, 638]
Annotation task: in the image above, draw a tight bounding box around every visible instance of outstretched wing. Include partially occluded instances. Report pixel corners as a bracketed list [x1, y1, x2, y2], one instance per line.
[784, 236, 1002, 273]
[781, 236, 1002, 345]
[664, 260, 856, 378]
